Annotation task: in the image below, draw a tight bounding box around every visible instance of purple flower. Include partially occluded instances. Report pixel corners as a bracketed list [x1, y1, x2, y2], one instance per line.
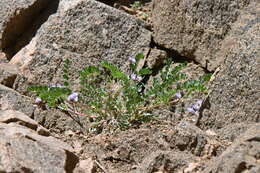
[49, 84, 64, 88]
[196, 99, 203, 106]
[130, 74, 142, 81]
[187, 107, 199, 115]
[35, 97, 42, 103]
[175, 92, 182, 99]
[192, 104, 200, 111]
[128, 57, 136, 64]
[67, 92, 78, 102]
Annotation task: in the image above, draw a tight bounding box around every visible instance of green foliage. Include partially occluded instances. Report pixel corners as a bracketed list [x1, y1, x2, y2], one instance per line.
[130, 1, 142, 10]
[28, 86, 71, 108]
[28, 55, 211, 133]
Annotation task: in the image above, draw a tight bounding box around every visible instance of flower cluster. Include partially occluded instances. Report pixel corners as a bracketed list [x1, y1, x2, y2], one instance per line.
[187, 99, 203, 115]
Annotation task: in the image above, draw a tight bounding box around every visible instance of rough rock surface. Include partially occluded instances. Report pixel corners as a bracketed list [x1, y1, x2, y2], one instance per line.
[0, 110, 78, 173]
[202, 124, 260, 173]
[11, 0, 151, 93]
[199, 2, 260, 129]
[0, 84, 34, 116]
[137, 151, 196, 173]
[66, 122, 222, 172]
[0, 110, 50, 136]
[152, 0, 251, 71]
[0, 0, 53, 59]
[0, 63, 18, 87]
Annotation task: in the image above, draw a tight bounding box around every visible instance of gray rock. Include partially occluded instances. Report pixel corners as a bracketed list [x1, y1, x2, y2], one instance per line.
[33, 108, 88, 133]
[137, 150, 196, 173]
[167, 122, 217, 157]
[0, 0, 53, 59]
[152, 0, 251, 71]
[216, 123, 255, 142]
[0, 110, 78, 173]
[10, 0, 151, 93]
[0, 52, 8, 64]
[0, 84, 34, 117]
[146, 48, 167, 69]
[0, 63, 18, 87]
[0, 110, 50, 136]
[202, 123, 260, 173]
[199, 2, 260, 129]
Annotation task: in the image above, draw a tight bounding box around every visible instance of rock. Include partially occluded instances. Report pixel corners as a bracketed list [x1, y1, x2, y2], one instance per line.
[146, 48, 167, 69]
[137, 150, 196, 173]
[198, 2, 260, 129]
[0, 84, 34, 117]
[74, 158, 96, 173]
[0, 110, 78, 173]
[202, 123, 260, 173]
[0, 63, 18, 87]
[152, 0, 251, 71]
[33, 108, 88, 133]
[0, 0, 54, 59]
[11, 0, 151, 93]
[0, 52, 8, 63]
[0, 110, 50, 136]
[167, 122, 222, 157]
[216, 123, 255, 142]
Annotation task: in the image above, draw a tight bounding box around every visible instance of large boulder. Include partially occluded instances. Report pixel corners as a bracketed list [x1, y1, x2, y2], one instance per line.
[199, 1, 260, 129]
[0, 0, 55, 59]
[10, 0, 151, 93]
[0, 110, 78, 173]
[152, 0, 252, 71]
[0, 84, 34, 116]
[202, 123, 260, 173]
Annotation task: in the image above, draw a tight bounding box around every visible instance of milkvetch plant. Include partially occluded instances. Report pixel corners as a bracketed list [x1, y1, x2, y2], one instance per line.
[28, 53, 211, 133]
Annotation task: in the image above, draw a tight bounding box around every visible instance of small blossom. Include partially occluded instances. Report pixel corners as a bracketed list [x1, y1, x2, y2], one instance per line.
[128, 57, 136, 64]
[175, 92, 182, 99]
[196, 99, 203, 106]
[130, 74, 142, 81]
[192, 104, 200, 111]
[67, 92, 78, 102]
[187, 107, 199, 115]
[35, 97, 42, 103]
[49, 84, 64, 88]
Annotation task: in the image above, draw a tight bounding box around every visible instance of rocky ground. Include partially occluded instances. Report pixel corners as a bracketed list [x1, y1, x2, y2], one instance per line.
[0, 0, 259, 173]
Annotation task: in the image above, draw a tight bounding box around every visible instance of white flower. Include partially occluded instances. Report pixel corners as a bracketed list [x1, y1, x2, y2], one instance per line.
[175, 92, 182, 99]
[35, 97, 42, 103]
[128, 57, 136, 64]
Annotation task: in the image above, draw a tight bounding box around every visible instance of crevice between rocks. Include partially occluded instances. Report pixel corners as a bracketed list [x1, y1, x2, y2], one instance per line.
[1, 0, 59, 60]
[149, 36, 211, 76]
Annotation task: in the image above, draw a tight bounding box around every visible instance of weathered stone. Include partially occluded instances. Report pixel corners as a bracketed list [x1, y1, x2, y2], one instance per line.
[146, 48, 167, 69]
[0, 84, 34, 116]
[167, 122, 218, 157]
[0, 0, 54, 59]
[152, 0, 251, 71]
[0, 63, 18, 87]
[33, 108, 88, 133]
[11, 0, 151, 93]
[0, 110, 50, 136]
[199, 2, 260, 129]
[0, 52, 8, 63]
[202, 124, 260, 173]
[137, 151, 196, 173]
[0, 120, 78, 173]
[216, 123, 255, 142]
